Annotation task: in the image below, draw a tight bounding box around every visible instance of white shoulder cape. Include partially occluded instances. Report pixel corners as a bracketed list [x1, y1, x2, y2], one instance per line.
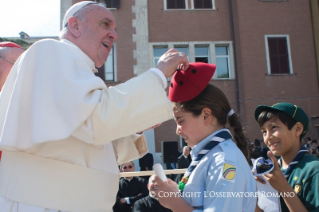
[0, 39, 172, 151]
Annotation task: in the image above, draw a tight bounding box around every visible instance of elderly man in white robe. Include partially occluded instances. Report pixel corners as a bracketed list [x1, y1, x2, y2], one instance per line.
[0, 1, 188, 212]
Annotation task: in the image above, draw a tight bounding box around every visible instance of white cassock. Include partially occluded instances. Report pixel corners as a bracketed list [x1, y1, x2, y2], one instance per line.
[0, 39, 173, 212]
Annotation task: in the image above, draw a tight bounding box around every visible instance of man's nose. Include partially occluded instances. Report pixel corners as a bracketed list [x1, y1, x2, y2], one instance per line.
[109, 30, 118, 41]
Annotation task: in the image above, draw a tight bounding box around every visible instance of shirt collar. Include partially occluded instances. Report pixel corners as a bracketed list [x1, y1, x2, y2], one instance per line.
[191, 128, 228, 159]
[124, 177, 133, 182]
[149, 193, 158, 200]
[60, 39, 97, 73]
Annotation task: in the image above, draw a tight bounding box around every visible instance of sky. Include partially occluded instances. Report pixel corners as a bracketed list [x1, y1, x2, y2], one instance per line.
[0, 0, 60, 37]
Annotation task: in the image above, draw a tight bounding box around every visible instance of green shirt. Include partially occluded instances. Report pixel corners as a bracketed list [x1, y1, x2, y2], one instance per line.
[280, 154, 319, 212]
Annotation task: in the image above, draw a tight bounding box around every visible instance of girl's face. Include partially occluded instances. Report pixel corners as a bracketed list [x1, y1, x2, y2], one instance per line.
[173, 107, 219, 148]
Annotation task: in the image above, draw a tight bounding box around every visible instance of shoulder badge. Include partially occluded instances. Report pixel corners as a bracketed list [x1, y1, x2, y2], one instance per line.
[294, 184, 302, 195]
[223, 163, 236, 180]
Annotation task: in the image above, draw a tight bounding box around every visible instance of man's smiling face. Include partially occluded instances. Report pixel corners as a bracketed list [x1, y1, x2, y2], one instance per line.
[77, 5, 118, 68]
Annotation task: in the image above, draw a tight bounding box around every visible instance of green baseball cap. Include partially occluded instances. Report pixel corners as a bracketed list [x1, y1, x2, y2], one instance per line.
[254, 102, 309, 136]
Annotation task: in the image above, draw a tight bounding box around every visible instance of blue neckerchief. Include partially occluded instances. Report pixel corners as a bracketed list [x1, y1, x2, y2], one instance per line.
[253, 146, 308, 179]
[279, 146, 308, 178]
[184, 129, 232, 179]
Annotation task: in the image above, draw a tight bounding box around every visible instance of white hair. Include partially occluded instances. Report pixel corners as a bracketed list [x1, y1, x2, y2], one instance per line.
[120, 161, 135, 169]
[183, 146, 190, 151]
[59, 3, 108, 40]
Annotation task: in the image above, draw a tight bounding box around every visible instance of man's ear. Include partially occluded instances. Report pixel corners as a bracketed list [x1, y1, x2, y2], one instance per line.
[202, 108, 212, 124]
[67, 17, 81, 37]
[294, 122, 304, 137]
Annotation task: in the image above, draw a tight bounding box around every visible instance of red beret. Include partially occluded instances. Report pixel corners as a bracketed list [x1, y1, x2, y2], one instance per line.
[0, 42, 23, 49]
[168, 62, 216, 102]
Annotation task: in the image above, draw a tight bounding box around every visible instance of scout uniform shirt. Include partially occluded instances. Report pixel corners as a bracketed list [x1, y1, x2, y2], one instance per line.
[183, 129, 256, 212]
[280, 154, 319, 212]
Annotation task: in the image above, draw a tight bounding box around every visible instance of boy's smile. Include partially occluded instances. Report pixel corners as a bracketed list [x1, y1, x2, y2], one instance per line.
[261, 117, 301, 162]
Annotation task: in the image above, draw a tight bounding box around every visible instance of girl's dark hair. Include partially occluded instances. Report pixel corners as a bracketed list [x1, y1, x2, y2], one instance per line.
[174, 84, 249, 163]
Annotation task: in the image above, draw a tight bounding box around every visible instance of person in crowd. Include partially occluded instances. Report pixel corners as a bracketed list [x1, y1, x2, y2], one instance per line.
[259, 139, 270, 159]
[139, 152, 154, 181]
[132, 175, 172, 212]
[113, 161, 148, 212]
[153, 62, 256, 211]
[0, 42, 24, 161]
[250, 139, 262, 159]
[175, 146, 191, 183]
[254, 102, 319, 212]
[0, 42, 24, 92]
[0, 1, 189, 211]
[301, 137, 308, 149]
[310, 140, 319, 157]
[139, 152, 154, 172]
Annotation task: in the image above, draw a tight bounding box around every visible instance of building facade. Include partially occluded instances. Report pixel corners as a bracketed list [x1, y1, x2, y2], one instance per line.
[67, 0, 319, 164]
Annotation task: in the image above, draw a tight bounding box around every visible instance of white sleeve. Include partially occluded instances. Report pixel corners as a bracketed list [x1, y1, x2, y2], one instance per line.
[149, 68, 167, 89]
[72, 70, 173, 145]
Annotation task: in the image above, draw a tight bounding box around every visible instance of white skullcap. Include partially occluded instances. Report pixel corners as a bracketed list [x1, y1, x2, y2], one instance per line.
[62, 1, 97, 28]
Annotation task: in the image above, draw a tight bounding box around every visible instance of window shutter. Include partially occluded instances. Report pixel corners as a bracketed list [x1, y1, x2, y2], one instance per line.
[268, 37, 290, 74]
[167, 0, 185, 9]
[112, 0, 120, 8]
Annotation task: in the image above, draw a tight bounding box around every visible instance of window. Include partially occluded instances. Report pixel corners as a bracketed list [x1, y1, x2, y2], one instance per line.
[96, 45, 116, 81]
[153, 47, 168, 66]
[260, 0, 287, 1]
[151, 41, 234, 79]
[104, 0, 120, 8]
[164, 0, 216, 10]
[216, 46, 230, 78]
[167, 0, 186, 9]
[195, 46, 209, 63]
[194, 0, 213, 8]
[174, 47, 189, 60]
[265, 35, 292, 74]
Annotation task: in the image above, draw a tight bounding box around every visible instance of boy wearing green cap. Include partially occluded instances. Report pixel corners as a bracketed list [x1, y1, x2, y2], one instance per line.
[254, 102, 319, 212]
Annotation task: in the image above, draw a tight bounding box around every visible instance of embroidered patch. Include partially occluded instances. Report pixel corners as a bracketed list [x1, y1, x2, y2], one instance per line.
[294, 184, 301, 194]
[223, 163, 236, 180]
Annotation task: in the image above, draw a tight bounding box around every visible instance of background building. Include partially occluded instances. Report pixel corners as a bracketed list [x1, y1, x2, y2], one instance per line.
[58, 0, 319, 164]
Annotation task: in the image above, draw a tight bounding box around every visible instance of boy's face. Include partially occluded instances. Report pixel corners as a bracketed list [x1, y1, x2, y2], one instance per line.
[311, 142, 318, 149]
[261, 117, 300, 157]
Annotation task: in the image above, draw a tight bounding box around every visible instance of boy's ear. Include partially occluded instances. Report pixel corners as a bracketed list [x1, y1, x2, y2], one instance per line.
[294, 122, 304, 137]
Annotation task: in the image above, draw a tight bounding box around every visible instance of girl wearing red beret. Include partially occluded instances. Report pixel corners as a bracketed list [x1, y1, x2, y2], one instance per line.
[154, 63, 256, 212]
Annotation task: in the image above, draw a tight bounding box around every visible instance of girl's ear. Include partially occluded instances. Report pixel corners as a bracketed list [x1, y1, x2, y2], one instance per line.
[294, 122, 304, 137]
[202, 108, 212, 124]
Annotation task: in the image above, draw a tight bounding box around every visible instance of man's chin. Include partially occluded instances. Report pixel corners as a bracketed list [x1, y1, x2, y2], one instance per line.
[95, 57, 108, 68]
[95, 61, 105, 68]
